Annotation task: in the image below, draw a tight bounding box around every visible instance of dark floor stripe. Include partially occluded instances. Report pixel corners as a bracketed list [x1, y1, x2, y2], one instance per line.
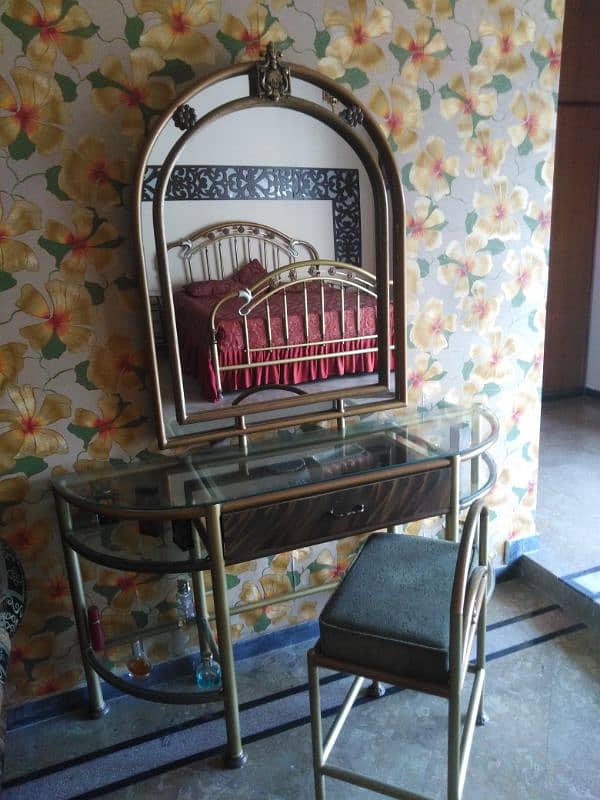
[561, 565, 600, 580]
[486, 623, 586, 661]
[486, 604, 560, 631]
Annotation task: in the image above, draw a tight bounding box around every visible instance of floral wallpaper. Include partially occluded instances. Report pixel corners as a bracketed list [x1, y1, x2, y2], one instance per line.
[1, 0, 563, 709]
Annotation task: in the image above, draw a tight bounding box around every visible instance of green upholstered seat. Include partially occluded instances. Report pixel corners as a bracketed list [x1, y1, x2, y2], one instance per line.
[319, 533, 461, 684]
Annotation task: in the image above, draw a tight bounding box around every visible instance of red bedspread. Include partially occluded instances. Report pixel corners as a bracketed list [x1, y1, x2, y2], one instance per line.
[174, 285, 380, 401]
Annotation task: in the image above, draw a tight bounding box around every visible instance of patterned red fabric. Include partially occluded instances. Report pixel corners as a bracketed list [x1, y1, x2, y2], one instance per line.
[174, 283, 384, 402]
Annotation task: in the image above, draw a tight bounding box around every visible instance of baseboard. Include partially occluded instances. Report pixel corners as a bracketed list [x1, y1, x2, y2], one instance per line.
[541, 387, 600, 401]
[584, 387, 600, 399]
[7, 619, 319, 730]
[504, 534, 540, 563]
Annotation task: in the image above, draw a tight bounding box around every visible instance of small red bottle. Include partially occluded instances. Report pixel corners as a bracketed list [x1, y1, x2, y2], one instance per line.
[88, 605, 105, 653]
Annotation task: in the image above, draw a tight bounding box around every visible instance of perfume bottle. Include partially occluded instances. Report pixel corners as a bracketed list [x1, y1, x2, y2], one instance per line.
[171, 578, 195, 656]
[87, 605, 105, 653]
[195, 653, 222, 691]
[127, 639, 152, 679]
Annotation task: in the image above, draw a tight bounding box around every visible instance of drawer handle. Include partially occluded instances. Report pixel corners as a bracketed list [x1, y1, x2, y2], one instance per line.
[328, 503, 366, 519]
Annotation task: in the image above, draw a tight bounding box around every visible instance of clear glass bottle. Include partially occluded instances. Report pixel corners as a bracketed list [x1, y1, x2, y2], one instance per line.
[127, 639, 152, 679]
[175, 578, 195, 623]
[195, 653, 222, 691]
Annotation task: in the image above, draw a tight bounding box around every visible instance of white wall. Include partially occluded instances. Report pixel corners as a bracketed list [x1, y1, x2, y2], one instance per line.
[586, 171, 600, 391]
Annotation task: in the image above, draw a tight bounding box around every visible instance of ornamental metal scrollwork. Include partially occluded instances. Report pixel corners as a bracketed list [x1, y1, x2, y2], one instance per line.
[339, 105, 364, 127]
[173, 104, 197, 131]
[256, 42, 290, 101]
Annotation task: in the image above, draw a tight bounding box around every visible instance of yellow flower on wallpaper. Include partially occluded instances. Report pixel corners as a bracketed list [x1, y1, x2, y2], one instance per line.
[406, 197, 446, 252]
[506, 507, 536, 541]
[440, 66, 497, 138]
[29, 662, 82, 697]
[405, 259, 423, 316]
[9, 626, 54, 689]
[470, 329, 517, 384]
[320, 0, 391, 73]
[508, 89, 554, 152]
[87, 334, 146, 393]
[90, 48, 176, 148]
[0, 197, 41, 277]
[135, 0, 220, 64]
[5, 0, 96, 71]
[410, 136, 459, 200]
[73, 394, 147, 459]
[59, 135, 129, 208]
[391, 18, 448, 85]
[17, 280, 96, 356]
[0, 475, 28, 506]
[220, 2, 288, 62]
[459, 281, 502, 333]
[0, 384, 70, 471]
[238, 573, 291, 628]
[473, 177, 527, 242]
[0, 67, 69, 155]
[462, 124, 507, 183]
[368, 85, 422, 152]
[3, 507, 52, 561]
[308, 535, 364, 585]
[501, 246, 547, 306]
[410, 297, 456, 353]
[41, 209, 120, 282]
[534, 32, 562, 91]
[96, 569, 161, 611]
[437, 234, 492, 297]
[0, 342, 27, 394]
[502, 384, 539, 439]
[413, 0, 453, 22]
[27, 555, 72, 615]
[479, 6, 535, 76]
[525, 195, 552, 249]
[407, 352, 444, 406]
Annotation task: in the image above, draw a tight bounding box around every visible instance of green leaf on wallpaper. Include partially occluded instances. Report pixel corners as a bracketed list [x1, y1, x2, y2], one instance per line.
[439, 83, 461, 102]
[276, 37, 294, 53]
[417, 88, 431, 111]
[42, 616, 74, 635]
[339, 68, 368, 90]
[8, 128, 35, 161]
[518, 136, 533, 157]
[96, 235, 125, 250]
[114, 275, 138, 290]
[216, 31, 247, 63]
[46, 166, 70, 200]
[512, 486, 528, 501]
[153, 58, 195, 84]
[534, 160, 547, 187]
[524, 214, 538, 233]
[125, 15, 144, 48]
[0, 271, 17, 292]
[482, 238, 505, 254]
[401, 163, 414, 191]
[511, 288, 526, 307]
[544, 0, 558, 19]
[387, 134, 398, 152]
[0, 12, 38, 50]
[314, 29, 331, 59]
[438, 253, 453, 265]
[462, 360, 474, 380]
[506, 425, 519, 442]
[226, 573, 240, 590]
[84, 281, 105, 305]
[131, 610, 149, 629]
[417, 258, 429, 277]
[55, 73, 78, 102]
[406, 323, 415, 346]
[486, 74, 512, 94]
[483, 382, 501, 397]
[7, 456, 47, 477]
[75, 360, 97, 390]
[389, 42, 412, 73]
[86, 69, 116, 90]
[41, 332, 66, 360]
[465, 210, 477, 234]
[403, 0, 417, 8]
[307, 561, 331, 573]
[253, 612, 271, 633]
[517, 359, 532, 374]
[38, 236, 71, 267]
[67, 422, 97, 448]
[67, 23, 100, 39]
[530, 49, 548, 77]
[287, 570, 301, 589]
[468, 40, 483, 67]
[528, 309, 539, 331]
[93, 583, 120, 604]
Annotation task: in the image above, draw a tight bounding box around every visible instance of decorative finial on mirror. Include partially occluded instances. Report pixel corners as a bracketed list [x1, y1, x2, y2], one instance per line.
[256, 42, 290, 101]
[173, 104, 197, 131]
[339, 105, 364, 127]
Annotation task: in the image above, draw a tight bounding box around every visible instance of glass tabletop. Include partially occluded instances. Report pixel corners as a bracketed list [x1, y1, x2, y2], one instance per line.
[53, 404, 497, 514]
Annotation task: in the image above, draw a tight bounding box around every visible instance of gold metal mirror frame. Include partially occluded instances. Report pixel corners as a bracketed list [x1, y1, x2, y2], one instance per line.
[134, 46, 407, 449]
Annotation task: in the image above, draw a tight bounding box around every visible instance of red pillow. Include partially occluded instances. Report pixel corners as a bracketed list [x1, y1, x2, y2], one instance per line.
[236, 259, 267, 287]
[184, 278, 240, 298]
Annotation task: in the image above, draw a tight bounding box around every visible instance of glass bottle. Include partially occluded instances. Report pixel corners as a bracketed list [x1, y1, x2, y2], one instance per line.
[195, 653, 222, 691]
[87, 605, 105, 653]
[127, 639, 152, 679]
[175, 578, 195, 623]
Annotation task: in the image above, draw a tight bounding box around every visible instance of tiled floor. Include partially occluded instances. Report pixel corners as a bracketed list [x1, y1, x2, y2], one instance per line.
[4, 577, 599, 800]
[5, 396, 600, 799]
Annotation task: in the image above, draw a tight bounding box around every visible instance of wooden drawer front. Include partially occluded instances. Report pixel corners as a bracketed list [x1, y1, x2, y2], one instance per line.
[221, 468, 451, 564]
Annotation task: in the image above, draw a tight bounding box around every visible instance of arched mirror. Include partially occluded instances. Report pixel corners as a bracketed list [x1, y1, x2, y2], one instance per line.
[134, 45, 406, 449]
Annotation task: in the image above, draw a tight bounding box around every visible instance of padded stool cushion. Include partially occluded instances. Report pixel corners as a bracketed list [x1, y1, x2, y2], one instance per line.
[319, 533, 460, 684]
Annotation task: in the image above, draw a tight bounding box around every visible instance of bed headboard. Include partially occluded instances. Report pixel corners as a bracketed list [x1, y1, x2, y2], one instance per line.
[167, 221, 319, 286]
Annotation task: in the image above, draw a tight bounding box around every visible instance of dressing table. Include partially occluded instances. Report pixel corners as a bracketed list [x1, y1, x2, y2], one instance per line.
[52, 404, 497, 767]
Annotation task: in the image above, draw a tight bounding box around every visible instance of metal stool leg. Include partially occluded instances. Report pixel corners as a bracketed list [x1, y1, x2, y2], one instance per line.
[308, 650, 326, 800]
